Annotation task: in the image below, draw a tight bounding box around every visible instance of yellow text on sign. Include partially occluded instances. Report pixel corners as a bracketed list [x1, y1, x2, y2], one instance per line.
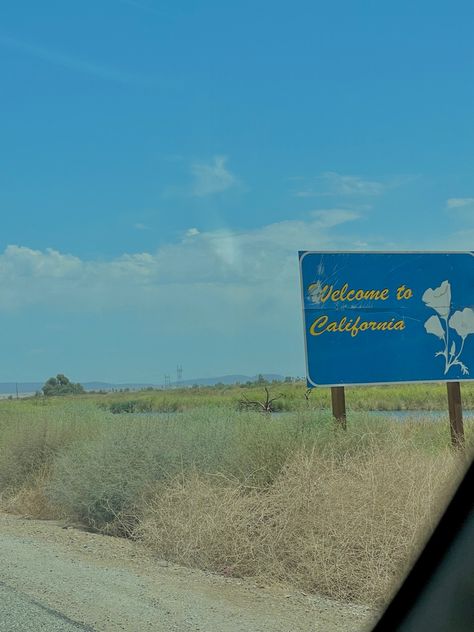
[309, 315, 406, 338]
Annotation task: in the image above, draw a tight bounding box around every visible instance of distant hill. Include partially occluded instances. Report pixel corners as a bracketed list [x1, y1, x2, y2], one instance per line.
[0, 383, 43, 395]
[0, 374, 288, 396]
[176, 374, 286, 386]
[0, 382, 156, 395]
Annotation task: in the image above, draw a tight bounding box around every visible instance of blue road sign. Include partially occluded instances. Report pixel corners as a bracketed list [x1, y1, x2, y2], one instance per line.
[299, 252, 474, 387]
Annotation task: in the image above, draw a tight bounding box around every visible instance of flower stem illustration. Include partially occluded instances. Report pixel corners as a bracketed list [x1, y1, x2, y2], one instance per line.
[423, 281, 474, 375]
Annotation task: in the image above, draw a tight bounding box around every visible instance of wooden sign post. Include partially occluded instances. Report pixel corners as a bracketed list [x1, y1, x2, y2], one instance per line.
[331, 386, 346, 429]
[447, 382, 464, 448]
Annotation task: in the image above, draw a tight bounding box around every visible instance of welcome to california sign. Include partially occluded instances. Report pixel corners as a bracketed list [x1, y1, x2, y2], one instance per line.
[299, 252, 474, 386]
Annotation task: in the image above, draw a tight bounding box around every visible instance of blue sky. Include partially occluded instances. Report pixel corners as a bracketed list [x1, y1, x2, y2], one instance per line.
[0, 0, 473, 383]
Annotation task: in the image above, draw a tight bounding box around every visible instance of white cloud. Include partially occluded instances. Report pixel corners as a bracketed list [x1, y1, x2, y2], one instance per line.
[294, 171, 408, 198]
[446, 198, 474, 209]
[185, 227, 200, 237]
[444, 229, 474, 250]
[6, 209, 470, 322]
[0, 246, 82, 279]
[134, 223, 149, 230]
[0, 212, 360, 319]
[445, 198, 474, 225]
[310, 209, 360, 228]
[0, 34, 145, 85]
[2, 215, 470, 378]
[191, 156, 238, 197]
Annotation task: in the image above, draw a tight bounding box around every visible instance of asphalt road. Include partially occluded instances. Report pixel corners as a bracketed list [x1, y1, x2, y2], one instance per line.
[0, 583, 94, 632]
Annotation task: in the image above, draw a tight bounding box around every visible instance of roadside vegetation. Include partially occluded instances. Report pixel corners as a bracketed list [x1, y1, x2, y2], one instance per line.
[27, 378, 474, 412]
[0, 383, 472, 607]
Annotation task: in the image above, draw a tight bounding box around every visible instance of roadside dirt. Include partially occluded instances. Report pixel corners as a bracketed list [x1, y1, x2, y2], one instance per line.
[0, 512, 375, 631]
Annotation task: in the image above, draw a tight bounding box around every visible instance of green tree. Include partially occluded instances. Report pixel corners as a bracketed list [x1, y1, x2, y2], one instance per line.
[42, 374, 85, 396]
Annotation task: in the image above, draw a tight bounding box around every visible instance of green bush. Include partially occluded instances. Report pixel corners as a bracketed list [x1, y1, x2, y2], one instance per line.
[45, 409, 304, 532]
[42, 374, 85, 396]
[107, 399, 152, 414]
[47, 423, 171, 534]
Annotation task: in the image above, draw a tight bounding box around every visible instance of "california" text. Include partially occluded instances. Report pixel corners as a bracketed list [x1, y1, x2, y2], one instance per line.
[310, 315, 406, 338]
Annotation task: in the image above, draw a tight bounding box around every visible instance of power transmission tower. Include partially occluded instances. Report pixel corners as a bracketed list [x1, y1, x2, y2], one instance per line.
[164, 375, 171, 389]
[176, 364, 183, 384]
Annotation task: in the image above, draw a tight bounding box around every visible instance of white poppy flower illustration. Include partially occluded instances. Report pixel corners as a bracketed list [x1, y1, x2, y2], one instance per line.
[449, 308, 474, 339]
[423, 280, 471, 376]
[422, 280, 451, 319]
[424, 315, 445, 339]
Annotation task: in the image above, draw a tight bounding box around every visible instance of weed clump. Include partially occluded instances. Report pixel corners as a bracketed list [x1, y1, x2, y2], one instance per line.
[104, 399, 183, 414]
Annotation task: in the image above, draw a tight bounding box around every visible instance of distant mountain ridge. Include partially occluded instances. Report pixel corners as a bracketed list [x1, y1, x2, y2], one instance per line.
[0, 374, 288, 395]
[175, 374, 286, 386]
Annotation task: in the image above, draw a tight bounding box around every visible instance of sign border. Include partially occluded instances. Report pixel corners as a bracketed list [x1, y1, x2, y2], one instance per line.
[299, 250, 474, 388]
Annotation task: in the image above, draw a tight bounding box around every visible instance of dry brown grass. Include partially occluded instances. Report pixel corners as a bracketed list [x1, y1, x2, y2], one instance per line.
[1, 466, 62, 520]
[137, 442, 467, 606]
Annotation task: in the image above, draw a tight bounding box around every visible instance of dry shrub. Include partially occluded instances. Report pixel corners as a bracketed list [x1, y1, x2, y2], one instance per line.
[256, 443, 463, 604]
[44, 410, 298, 535]
[137, 441, 467, 606]
[137, 471, 262, 576]
[0, 403, 101, 520]
[45, 421, 178, 535]
[0, 419, 77, 494]
[0, 466, 62, 519]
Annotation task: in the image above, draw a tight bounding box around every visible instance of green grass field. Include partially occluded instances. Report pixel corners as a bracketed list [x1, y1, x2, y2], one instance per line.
[0, 383, 472, 606]
[105, 379, 474, 411]
[11, 379, 473, 413]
